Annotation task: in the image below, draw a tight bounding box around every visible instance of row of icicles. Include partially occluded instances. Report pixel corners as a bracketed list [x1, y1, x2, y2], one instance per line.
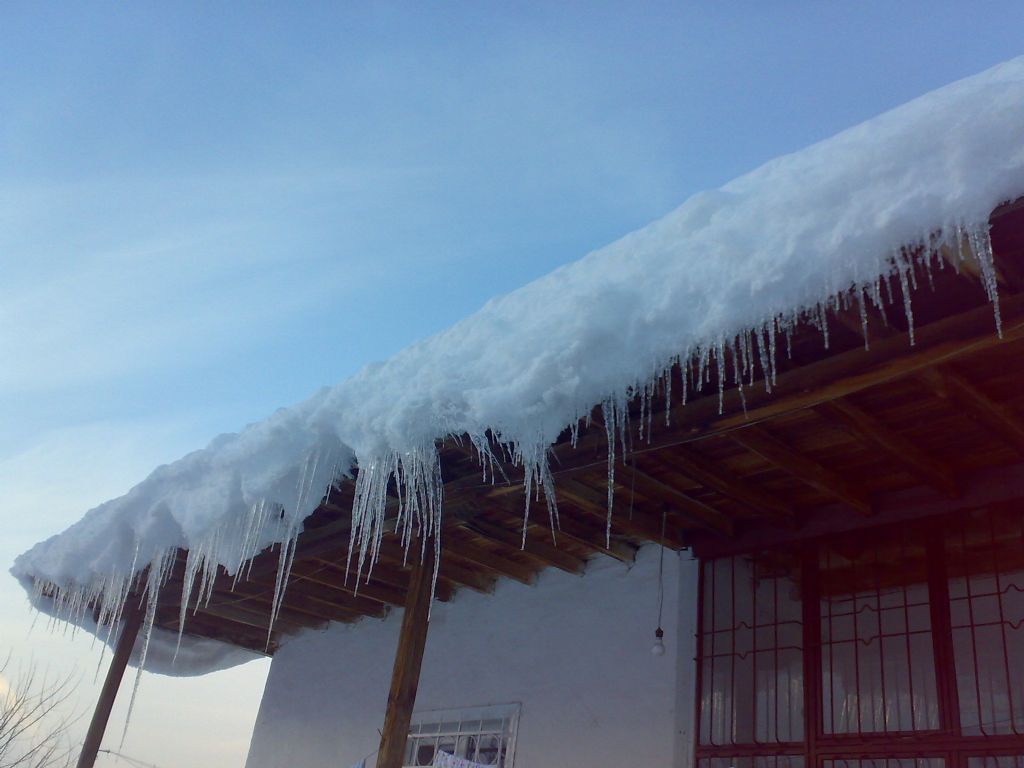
[31, 220, 1002, 740]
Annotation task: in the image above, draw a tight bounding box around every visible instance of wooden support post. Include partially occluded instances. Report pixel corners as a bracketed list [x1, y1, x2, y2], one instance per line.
[376, 549, 433, 768]
[77, 603, 145, 768]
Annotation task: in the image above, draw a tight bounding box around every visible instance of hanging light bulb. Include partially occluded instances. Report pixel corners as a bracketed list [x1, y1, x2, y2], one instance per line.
[650, 504, 668, 658]
[651, 627, 665, 657]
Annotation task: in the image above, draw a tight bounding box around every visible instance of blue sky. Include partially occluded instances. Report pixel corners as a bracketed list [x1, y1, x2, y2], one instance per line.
[2, 3, 1022, 766]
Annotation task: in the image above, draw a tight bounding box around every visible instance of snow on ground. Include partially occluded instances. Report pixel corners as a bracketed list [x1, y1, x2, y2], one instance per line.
[12, 56, 1024, 677]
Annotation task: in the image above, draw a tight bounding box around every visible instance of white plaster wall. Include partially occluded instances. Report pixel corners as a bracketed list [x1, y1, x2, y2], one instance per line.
[245, 546, 699, 768]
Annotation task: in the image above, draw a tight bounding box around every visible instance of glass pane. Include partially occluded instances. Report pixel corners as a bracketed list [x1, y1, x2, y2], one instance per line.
[414, 739, 435, 766]
[698, 756, 804, 768]
[698, 551, 804, 745]
[819, 530, 939, 734]
[823, 760, 944, 768]
[967, 757, 1024, 768]
[947, 507, 1024, 736]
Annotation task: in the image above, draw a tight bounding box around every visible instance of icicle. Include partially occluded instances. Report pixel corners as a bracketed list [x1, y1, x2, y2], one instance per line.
[664, 363, 673, 426]
[906, 246, 920, 292]
[757, 322, 773, 393]
[855, 288, 870, 350]
[967, 223, 1003, 336]
[741, 330, 753, 387]
[731, 337, 747, 414]
[882, 270, 897, 307]
[121, 548, 175, 747]
[894, 250, 916, 346]
[818, 303, 831, 350]
[922, 246, 937, 290]
[601, 397, 617, 547]
[695, 346, 707, 393]
[715, 339, 726, 415]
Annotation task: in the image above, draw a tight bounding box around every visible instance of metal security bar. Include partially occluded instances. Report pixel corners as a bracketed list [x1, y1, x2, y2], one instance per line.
[698, 552, 805, 747]
[694, 507, 1024, 768]
[946, 507, 1024, 738]
[818, 530, 939, 735]
[404, 703, 520, 767]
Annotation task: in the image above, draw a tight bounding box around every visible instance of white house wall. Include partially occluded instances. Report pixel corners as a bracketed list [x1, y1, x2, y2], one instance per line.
[245, 545, 699, 768]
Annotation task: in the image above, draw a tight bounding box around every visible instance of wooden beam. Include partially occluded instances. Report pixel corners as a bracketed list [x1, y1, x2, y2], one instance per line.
[301, 552, 458, 606]
[478, 501, 638, 563]
[992, 196, 1024, 219]
[197, 598, 318, 634]
[555, 477, 690, 547]
[156, 609, 279, 655]
[441, 531, 538, 586]
[293, 560, 409, 607]
[455, 515, 587, 575]
[377, 547, 433, 768]
[656, 447, 795, 519]
[77, 602, 144, 768]
[557, 475, 724, 540]
[622, 469, 736, 538]
[815, 398, 960, 498]
[919, 366, 1024, 457]
[730, 425, 873, 516]
[374, 538, 497, 595]
[164, 576, 338, 631]
[546, 514, 638, 563]
[242, 572, 388, 619]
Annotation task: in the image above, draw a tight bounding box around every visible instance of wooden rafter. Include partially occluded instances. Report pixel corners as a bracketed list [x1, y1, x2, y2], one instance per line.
[295, 560, 409, 607]
[555, 477, 693, 547]
[241, 572, 387, 619]
[547, 514, 637, 563]
[372, 538, 499, 595]
[815, 397, 960, 498]
[654, 446, 795, 519]
[440, 530, 538, 585]
[730, 424, 873, 516]
[623, 468, 736, 538]
[157, 609, 278, 655]
[454, 515, 587, 575]
[918, 365, 1024, 457]
[461, 495, 639, 563]
[300, 550, 458, 604]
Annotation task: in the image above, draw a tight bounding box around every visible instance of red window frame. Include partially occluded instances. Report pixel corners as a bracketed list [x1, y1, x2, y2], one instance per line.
[693, 507, 1024, 768]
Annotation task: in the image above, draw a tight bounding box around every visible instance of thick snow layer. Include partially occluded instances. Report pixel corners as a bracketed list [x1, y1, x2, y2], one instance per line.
[12, 56, 1024, 677]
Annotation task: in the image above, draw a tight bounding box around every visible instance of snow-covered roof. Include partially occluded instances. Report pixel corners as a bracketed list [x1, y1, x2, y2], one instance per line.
[12, 56, 1024, 677]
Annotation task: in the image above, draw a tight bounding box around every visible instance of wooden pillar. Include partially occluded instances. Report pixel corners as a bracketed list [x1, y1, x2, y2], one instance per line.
[376, 550, 433, 768]
[77, 603, 145, 768]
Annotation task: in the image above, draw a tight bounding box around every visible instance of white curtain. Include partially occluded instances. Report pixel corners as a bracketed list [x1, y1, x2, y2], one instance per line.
[433, 750, 489, 768]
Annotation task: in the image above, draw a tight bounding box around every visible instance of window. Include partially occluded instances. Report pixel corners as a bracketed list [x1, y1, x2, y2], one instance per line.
[698, 552, 804, 746]
[405, 703, 520, 767]
[695, 507, 1024, 768]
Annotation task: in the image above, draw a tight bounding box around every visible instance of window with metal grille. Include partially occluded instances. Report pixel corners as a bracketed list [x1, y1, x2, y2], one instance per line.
[946, 508, 1024, 737]
[694, 506, 1024, 768]
[698, 756, 805, 768]
[818, 531, 939, 734]
[698, 551, 804, 747]
[404, 703, 520, 767]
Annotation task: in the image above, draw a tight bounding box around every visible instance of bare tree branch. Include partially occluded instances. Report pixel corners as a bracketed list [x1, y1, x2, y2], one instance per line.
[0, 652, 81, 768]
